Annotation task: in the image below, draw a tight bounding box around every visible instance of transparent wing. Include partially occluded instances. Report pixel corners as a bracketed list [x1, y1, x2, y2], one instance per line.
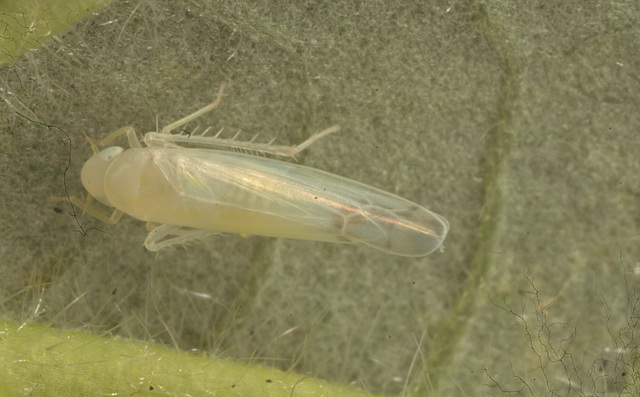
[151, 147, 449, 256]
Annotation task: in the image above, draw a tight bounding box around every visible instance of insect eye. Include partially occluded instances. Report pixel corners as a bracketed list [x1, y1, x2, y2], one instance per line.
[98, 146, 124, 162]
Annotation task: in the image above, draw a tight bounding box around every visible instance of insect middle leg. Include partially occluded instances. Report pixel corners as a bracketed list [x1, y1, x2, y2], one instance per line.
[160, 81, 228, 135]
[144, 224, 220, 251]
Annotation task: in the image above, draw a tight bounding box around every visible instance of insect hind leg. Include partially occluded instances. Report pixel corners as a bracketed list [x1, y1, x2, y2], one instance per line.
[145, 124, 341, 158]
[147, 79, 340, 157]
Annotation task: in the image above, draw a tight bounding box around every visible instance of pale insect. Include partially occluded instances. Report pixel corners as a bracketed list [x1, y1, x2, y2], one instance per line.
[74, 82, 449, 257]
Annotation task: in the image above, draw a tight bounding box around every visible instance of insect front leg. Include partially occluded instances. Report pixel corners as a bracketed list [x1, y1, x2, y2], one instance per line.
[83, 126, 142, 154]
[68, 195, 124, 224]
[97, 126, 142, 149]
[144, 224, 220, 251]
